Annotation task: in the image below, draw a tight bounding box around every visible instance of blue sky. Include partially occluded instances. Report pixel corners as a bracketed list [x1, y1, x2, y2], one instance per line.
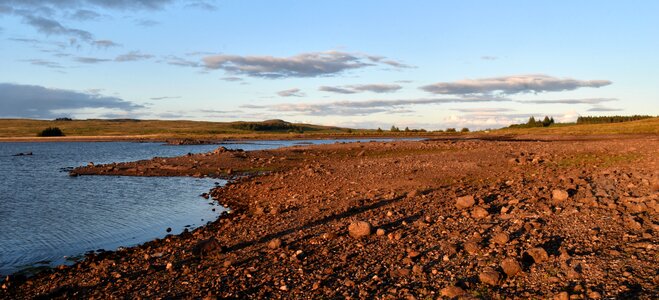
[0, 0, 657, 129]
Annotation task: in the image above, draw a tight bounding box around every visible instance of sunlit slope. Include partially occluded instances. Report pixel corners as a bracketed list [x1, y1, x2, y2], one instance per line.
[494, 117, 659, 135]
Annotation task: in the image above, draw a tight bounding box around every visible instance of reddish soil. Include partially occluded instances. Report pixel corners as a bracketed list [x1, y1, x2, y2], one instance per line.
[2, 137, 659, 299]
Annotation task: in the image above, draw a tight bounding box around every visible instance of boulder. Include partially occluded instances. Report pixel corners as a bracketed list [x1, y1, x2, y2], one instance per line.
[526, 247, 549, 264]
[552, 189, 569, 202]
[455, 195, 476, 209]
[479, 269, 501, 285]
[501, 257, 522, 277]
[440, 286, 466, 298]
[348, 221, 372, 239]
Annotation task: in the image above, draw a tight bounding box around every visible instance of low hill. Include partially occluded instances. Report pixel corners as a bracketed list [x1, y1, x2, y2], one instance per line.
[0, 119, 355, 140]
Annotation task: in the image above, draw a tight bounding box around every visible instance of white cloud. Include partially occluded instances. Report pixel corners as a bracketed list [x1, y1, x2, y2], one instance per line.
[277, 88, 305, 97]
[420, 74, 611, 95]
[202, 50, 408, 78]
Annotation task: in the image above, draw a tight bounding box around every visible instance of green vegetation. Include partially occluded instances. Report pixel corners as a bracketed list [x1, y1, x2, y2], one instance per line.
[496, 116, 659, 135]
[507, 116, 556, 129]
[37, 127, 64, 137]
[460, 127, 470, 133]
[0, 119, 437, 140]
[446, 128, 457, 133]
[576, 115, 655, 124]
[230, 119, 317, 133]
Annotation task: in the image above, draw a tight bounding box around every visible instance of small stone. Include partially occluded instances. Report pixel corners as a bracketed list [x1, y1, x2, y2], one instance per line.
[471, 206, 489, 219]
[464, 241, 480, 255]
[587, 291, 602, 299]
[166, 262, 173, 270]
[526, 247, 549, 264]
[440, 286, 466, 298]
[348, 221, 372, 239]
[322, 232, 338, 240]
[492, 232, 510, 245]
[479, 269, 501, 286]
[376, 228, 386, 236]
[552, 189, 569, 202]
[279, 285, 288, 291]
[553, 291, 569, 300]
[455, 195, 476, 209]
[651, 177, 659, 192]
[500, 258, 522, 277]
[268, 238, 283, 249]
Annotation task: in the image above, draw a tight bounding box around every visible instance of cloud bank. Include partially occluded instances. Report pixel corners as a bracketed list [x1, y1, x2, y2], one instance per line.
[420, 74, 611, 95]
[202, 51, 408, 78]
[244, 96, 509, 116]
[319, 84, 402, 94]
[277, 88, 304, 97]
[0, 83, 142, 118]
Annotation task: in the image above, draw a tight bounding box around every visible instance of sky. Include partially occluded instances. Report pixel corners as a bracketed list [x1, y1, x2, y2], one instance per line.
[0, 0, 658, 130]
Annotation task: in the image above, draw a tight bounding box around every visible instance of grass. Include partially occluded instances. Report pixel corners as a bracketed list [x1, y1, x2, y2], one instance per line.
[0, 119, 353, 139]
[493, 117, 659, 135]
[1, 117, 657, 140]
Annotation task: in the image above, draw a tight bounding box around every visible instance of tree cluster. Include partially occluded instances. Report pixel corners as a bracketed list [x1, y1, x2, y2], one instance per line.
[508, 116, 555, 128]
[576, 115, 655, 124]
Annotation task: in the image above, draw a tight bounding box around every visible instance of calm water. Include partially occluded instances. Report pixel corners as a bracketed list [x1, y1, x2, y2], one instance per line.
[0, 139, 404, 275]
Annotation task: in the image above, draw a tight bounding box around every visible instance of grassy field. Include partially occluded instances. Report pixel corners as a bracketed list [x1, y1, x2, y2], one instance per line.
[493, 117, 659, 135]
[0, 117, 657, 141]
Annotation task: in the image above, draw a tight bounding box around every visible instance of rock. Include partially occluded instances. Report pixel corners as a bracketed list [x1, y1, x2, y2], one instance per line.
[376, 228, 386, 236]
[587, 291, 602, 299]
[553, 291, 569, 300]
[193, 237, 223, 258]
[552, 189, 569, 202]
[492, 232, 509, 245]
[440, 286, 466, 298]
[348, 221, 372, 239]
[268, 238, 283, 249]
[652, 178, 659, 192]
[464, 241, 480, 255]
[455, 195, 476, 209]
[526, 247, 549, 264]
[478, 269, 501, 286]
[322, 232, 338, 240]
[471, 206, 489, 219]
[500, 258, 522, 277]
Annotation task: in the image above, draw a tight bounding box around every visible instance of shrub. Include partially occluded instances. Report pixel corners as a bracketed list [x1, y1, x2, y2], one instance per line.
[38, 127, 64, 137]
[461, 127, 470, 132]
[446, 128, 457, 133]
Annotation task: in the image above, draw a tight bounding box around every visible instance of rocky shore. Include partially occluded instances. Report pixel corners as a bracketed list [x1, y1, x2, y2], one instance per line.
[2, 137, 659, 299]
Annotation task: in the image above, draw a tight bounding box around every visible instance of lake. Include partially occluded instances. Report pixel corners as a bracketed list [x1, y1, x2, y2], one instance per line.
[0, 139, 404, 275]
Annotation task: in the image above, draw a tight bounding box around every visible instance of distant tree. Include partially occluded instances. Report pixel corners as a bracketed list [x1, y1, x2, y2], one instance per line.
[528, 116, 536, 125]
[390, 125, 400, 132]
[404, 126, 410, 132]
[346, 129, 353, 133]
[550, 117, 555, 124]
[542, 116, 551, 127]
[37, 127, 64, 137]
[446, 128, 457, 133]
[461, 127, 470, 132]
[55, 117, 72, 121]
[376, 127, 383, 133]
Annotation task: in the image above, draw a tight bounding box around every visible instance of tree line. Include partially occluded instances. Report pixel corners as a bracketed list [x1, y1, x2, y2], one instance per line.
[576, 115, 655, 124]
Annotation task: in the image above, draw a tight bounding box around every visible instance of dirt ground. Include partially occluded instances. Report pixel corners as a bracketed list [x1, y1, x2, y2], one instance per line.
[2, 136, 659, 299]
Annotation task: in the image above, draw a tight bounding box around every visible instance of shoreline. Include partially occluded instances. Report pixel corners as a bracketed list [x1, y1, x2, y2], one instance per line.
[3, 137, 658, 298]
